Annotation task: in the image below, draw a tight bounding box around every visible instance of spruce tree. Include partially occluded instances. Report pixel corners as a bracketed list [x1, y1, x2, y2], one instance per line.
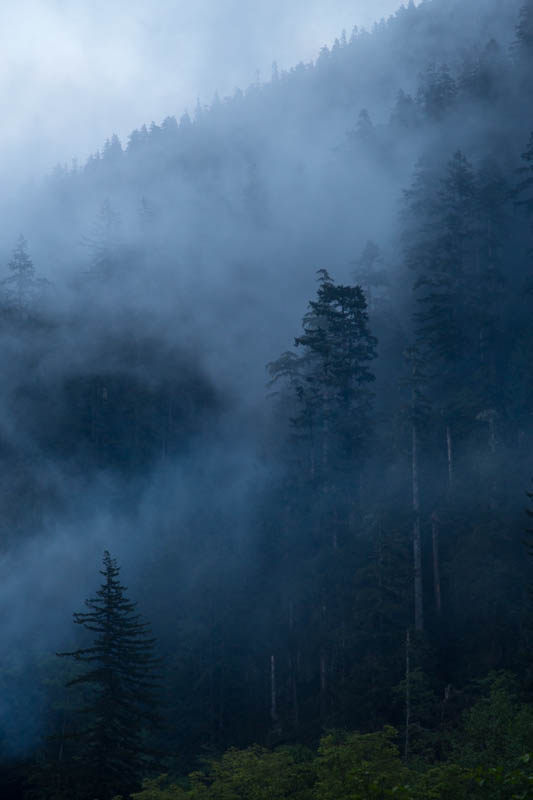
[517, 132, 533, 217]
[1, 234, 44, 313]
[270, 269, 377, 482]
[516, 0, 533, 55]
[58, 551, 159, 800]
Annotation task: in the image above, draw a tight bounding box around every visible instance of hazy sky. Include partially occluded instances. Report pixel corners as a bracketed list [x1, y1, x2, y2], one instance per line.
[1, 0, 407, 178]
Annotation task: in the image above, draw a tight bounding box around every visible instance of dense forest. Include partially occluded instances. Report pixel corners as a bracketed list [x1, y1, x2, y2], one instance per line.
[1, 0, 533, 797]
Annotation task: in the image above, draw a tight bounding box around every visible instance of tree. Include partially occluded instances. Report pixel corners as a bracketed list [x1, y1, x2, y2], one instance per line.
[269, 270, 377, 484]
[84, 199, 124, 278]
[516, 0, 533, 55]
[416, 64, 457, 120]
[1, 234, 46, 313]
[58, 551, 160, 800]
[516, 131, 533, 218]
[404, 151, 507, 450]
[352, 241, 388, 311]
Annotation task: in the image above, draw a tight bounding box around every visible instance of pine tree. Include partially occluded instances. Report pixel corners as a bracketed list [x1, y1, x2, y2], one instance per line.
[270, 269, 377, 482]
[1, 234, 44, 313]
[416, 64, 457, 120]
[58, 551, 159, 800]
[84, 199, 124, 278]
[406, 151, 496, 430]
[517, 132, 533, 218]
[516, 0, 533, 55]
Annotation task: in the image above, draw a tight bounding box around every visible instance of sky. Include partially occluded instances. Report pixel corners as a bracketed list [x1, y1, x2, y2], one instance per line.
[0, 0, 408, 179]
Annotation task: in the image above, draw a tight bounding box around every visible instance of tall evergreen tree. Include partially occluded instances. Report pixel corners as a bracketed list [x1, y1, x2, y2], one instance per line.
[270, 269, 377, 484]
[58, 551, 159, 800]
[516, 0, 533, 54]
[517, 132, 533, 217]
[1, 234, 44, 313]
[84, 199, 124, 278]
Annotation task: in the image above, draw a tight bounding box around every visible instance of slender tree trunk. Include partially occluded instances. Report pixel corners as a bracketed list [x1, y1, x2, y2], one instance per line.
[288, 651, 299, 730]
[377, 517, 384, 633]
[412, 423, 424, 632]
[319, 649, 327, 722]
[270, 654, 280, 735]
[404, 629, 411, 762]
[488, 414, 496, 454]
[446, 425, 454, 491]
[431, 512, 442, 615]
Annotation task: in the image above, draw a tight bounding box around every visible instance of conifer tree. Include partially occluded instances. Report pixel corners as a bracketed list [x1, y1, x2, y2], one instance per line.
[270, 270, 377, 482]
[516, 0, 533, 55]
[58, 551, 159, 800]
[1, 234, 44, 313]
[517, 132, 533, 217]
[84, 199, 123, 278]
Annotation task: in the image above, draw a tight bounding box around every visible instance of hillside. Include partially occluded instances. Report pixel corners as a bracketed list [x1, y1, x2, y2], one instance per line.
[1, 1, 533, 798]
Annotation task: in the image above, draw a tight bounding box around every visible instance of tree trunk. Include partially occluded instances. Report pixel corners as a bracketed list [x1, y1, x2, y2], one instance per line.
[270, 654, 281, 735]
[446, 425, 454, 491]
[404, 629, 411, 762]
[412, 423, 424, 632]
[431, 512, 442, 614]
[320, 649, 327, 722]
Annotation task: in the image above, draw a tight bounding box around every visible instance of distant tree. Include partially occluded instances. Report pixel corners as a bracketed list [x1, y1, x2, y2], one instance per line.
[1, 234, 47, 314]
[102, 134, 123, 164]
[516, 0, 533, 54]
[407, 151, 491, 426]
[390, 89, 419, 129]
[84, 198, 124, 278]
[351, 109, 375, 148]
[58, 551, 160, 800]
[352, 241, 388, 310]
[516, 132, 533, 217]
[416, 64, 457, 120]
[458, 40, 504, 102]
[128, 125, 150, 153]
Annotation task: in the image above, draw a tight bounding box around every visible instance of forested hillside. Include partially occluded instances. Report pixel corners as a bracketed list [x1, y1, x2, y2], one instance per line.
[1, 0, 533, 798]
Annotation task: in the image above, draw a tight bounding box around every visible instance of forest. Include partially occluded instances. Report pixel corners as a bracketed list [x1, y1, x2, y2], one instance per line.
[1, 0, 533, 797]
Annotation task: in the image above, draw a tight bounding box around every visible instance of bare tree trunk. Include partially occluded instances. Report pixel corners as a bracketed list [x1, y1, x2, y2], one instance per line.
[319, 649, 327, 722]
[377, 517, 384, 633]
[412, 423, 424, 632]
[270, 654, 280, 735]
[446, 425, 454, 491]
[431, 512, 442, 614]
[488, 414, 496, 454]
[404, 629, 411, 762]
[288, 652, 299, 730]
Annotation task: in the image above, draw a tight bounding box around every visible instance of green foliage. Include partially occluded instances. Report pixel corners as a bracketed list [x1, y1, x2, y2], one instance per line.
[456, 674, 533, 768]
[131, 722, 533, 800]
[314, 727, 410, 799]
[132, 774, 189, 800]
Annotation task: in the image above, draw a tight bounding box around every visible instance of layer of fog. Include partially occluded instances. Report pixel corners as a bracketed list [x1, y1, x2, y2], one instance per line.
[0, 0, 405, 181]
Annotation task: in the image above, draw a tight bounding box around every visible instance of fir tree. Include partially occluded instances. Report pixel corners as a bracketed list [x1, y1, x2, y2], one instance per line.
[1, 234, 45, 313]
[270, 269, 377, 481]
[84, 199, 124, 278]
[58, 551, 159, 800]
[516, 131, 533, 217]
[516, 0, 533, 55]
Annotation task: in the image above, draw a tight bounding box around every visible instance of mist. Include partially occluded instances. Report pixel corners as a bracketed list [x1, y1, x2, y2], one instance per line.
[1, 0, 533, 797]
[0, 0, 405, 180]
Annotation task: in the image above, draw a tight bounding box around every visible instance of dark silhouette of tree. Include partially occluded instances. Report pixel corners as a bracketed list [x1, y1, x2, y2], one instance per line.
[58, 551, 159, 800]
[270, 269, 377, 483]
[416, 63, 457, 120]
[516, 0, 533, 54]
